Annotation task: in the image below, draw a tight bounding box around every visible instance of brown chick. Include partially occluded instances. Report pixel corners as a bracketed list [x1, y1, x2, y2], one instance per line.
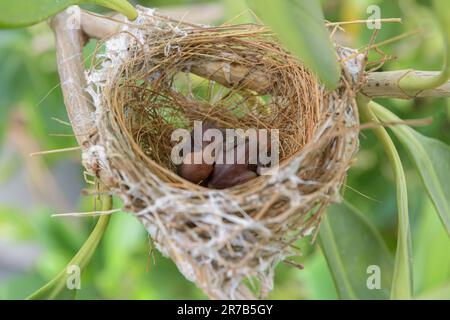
[177, 122, 223, 184]
[208, 139, 258, 189]
[177, 151, 214, 184]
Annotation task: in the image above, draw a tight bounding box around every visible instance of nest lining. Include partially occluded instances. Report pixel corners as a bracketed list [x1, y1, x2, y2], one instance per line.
[83, 7, 362, 299]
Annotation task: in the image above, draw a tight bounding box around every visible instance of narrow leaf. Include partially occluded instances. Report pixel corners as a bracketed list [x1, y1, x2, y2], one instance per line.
[413, 199, 450, 294]
[320, 202, 394, 299]
[371, 103, 450, 236]
[358, 96, 413, 299]
[247, 0, 340, 90]
[0, 0, 137, 28]
[223, 0, 254, 24]
[27, 195, 112, 300]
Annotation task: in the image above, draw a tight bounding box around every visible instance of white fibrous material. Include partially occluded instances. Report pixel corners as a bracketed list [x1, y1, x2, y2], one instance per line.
[84, 7, 361, 299]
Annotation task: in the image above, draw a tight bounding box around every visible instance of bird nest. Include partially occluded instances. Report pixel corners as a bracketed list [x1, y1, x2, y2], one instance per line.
[83, 7, 362, 299]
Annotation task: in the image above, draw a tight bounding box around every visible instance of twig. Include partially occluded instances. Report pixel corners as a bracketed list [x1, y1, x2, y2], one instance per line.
[363, 70, 450, 99]
[50, 8, 96, 146]
[52, 208, 121, 217]
[325, 18, 402, 27]
[30, 146, 82, 156]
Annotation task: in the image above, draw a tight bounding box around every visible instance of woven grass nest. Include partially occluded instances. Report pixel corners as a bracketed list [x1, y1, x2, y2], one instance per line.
[83, 7, 362, 299]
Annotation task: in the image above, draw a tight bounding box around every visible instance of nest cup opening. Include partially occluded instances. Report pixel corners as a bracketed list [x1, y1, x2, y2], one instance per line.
[102, 20, 324, 190]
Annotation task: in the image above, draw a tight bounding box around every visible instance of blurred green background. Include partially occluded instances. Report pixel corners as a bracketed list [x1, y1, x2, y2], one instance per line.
[0, 0, 449, 300]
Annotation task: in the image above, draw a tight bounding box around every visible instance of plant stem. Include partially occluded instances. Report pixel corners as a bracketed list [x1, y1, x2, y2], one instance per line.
[397, 0, 450, 95]
[79, 9, 450, 100]
[357, 95, 413, 300]
[27, 193, 112, 300]
[399, 66, 449, 96]
[363, 70, 450, 99]
[85, 0, 137, 20]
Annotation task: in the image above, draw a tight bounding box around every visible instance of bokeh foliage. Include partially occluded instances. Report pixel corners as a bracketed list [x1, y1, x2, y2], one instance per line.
[0, 0, 449, 299]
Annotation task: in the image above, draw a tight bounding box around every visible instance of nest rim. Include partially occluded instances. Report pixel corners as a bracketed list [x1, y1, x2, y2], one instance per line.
[97, 17, 336, 196]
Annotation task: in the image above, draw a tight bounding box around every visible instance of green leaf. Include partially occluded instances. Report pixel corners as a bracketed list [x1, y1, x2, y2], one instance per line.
[319, 202, 394, 299]
[371, 103, 450, 236]
[358, 96, 413, 299]
[294, 249, 339, 299]
[223, 0, 254, 24]
[247, 0, 340, 90]
[0, 0, 137, 28]
[416, 283, 450, 300]
[27, 194, 112, 300]
[413, 199, 450, 294]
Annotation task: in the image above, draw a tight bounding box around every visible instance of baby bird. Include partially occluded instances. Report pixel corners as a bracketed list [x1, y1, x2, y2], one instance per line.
[177, 122, 262, 189]
[207, 140, 257, 189]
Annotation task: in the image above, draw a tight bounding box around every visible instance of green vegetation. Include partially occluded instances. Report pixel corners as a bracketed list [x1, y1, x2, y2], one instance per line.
[0, 0, 449, 300]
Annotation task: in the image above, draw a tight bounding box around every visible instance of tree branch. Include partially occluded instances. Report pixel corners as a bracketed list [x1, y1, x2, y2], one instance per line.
[50, 8, 95, 147]
[362, 70, 450, 99]
[80, 11, 450, 100]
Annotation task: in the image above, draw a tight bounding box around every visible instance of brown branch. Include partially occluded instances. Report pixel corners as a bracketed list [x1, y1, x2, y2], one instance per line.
[50, 9, 95, 147]
[80, 11, 450, 100]
[362, 70, 450, 99]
